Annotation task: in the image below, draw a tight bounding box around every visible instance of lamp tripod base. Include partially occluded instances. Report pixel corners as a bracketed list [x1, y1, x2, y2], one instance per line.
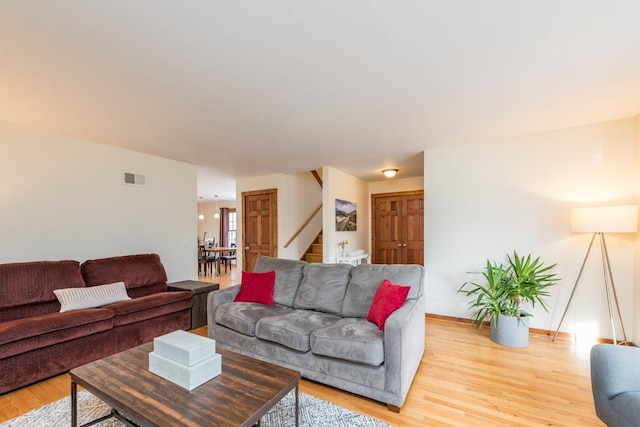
[553, 232, 630, 345]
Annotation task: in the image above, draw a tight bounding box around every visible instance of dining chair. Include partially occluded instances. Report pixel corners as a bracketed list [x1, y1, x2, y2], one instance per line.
[220, 244, 237, 273]
[198, 246, 208, 275]
[199, 246, 216, 276]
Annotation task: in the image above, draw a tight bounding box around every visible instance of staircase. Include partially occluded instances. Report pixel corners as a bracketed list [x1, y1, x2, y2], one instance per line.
[303, 232, 323, 263]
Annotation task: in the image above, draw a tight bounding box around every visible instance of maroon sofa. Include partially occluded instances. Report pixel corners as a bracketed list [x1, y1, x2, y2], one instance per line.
[0, 253, 192, 394]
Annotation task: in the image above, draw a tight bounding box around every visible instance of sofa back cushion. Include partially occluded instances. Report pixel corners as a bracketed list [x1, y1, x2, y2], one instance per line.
[253, 256, 306, 307]
[81, 254, 168, 298]
[294, 263, 352, 316]
[341, 264, 425, 318]
[0, 260, 85, 321]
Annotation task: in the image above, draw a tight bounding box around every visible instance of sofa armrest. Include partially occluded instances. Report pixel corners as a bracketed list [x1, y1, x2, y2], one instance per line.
[591, 344, 640, 399]
[383, 293, 425, 407]
[590, 344, 640, 426]
[207, 285, 240, 339]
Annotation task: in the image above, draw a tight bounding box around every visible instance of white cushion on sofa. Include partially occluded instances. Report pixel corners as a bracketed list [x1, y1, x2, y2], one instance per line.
[54, 281, 130, 312]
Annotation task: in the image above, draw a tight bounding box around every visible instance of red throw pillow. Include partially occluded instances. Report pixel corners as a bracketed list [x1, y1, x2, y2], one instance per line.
[367, 279, 411, 331]
[234, 271, 276, 305]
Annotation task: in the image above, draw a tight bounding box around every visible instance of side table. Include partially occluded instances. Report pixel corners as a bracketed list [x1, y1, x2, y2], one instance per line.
[167, 280, 220, 329]
[336, 253, 371, 266]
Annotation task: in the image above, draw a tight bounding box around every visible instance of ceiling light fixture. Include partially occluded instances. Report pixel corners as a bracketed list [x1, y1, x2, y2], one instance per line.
[214, 195, 220, 219]
[382, 169, 398, 178]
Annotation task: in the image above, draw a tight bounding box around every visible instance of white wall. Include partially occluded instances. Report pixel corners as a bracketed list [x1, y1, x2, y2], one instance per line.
[635, 116, 640, 344]
[0, 121, 198, 281]
[323, 167, 369, 262]
[280, 172, 323, 259]
[425, 117, 639, 342]
[369, 176, 424, 195]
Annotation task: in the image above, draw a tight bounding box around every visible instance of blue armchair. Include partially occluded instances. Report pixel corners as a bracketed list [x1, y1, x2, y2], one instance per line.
[590, 344, 640, 427]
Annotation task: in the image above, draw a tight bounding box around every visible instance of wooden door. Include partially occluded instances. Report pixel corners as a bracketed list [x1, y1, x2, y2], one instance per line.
[372, 190, 423, 265]
[242, 189, 278, 272]
[403, 192, 424, 264]
[372, 194, 402, 264]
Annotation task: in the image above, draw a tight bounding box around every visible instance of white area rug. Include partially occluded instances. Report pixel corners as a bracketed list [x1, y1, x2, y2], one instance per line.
[1, 389, 390, 427]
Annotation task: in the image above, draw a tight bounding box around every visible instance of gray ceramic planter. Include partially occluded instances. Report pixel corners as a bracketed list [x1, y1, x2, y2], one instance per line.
[490, 314, 529, 348]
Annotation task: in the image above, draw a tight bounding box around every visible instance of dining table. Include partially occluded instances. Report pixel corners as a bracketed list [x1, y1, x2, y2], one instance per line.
[203, 247, 236, 275]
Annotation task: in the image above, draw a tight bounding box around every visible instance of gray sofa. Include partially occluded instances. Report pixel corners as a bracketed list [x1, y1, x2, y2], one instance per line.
[207, 256, 425, 411]
[590, 344, 640, 427]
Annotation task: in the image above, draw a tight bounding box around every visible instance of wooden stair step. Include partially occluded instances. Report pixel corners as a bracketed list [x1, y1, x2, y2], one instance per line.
[305, 253, 323, 263]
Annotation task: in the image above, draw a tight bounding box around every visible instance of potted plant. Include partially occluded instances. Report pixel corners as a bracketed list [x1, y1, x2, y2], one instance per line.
[458, 251, 559, 347]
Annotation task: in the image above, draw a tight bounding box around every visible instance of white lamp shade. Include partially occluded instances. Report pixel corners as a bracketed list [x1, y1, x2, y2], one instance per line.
[571, 205, 639, 233]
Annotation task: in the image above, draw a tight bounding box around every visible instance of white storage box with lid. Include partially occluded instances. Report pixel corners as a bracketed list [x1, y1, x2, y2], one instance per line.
[149, 351, 222, 390]
[149, 330, 221, 390]
[153, 329, 216, 366]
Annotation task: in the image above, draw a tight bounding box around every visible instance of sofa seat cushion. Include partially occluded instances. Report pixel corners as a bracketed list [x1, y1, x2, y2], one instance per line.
[215, 303, 293, 337]
[104, 291, 192, 326]
[0, 308, 114, 359]
[255, 310, 341, 352]
[310, 318, 384, 366]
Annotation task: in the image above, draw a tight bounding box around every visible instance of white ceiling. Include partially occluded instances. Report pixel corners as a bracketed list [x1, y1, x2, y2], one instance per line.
[2, 1, 640, 201]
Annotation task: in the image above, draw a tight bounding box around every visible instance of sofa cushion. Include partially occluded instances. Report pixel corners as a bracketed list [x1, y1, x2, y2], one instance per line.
[255, 310, 341, 352]
[0, 260, 85, 321]
[310, 318, 385, 366]
[254, 256, 306, 307]
[0, 308, 114, 359]
[234, 271, 275, 305]
[103, 291, 192, 326]
[294, 263, 352, 316]
[342, 264, 424, 318]
[54, 282, 131, 313]
[215, 302, 293, 337]
[366, 279, 410, 331]
[81, 254, 168, 298]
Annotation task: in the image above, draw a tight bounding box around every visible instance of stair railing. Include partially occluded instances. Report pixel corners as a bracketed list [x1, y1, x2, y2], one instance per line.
[283, 204, 322, 249]
[311, 170, 322, 188]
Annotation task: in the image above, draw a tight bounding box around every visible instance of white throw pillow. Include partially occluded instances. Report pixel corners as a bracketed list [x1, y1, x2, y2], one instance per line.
[54, 282, 131, 313]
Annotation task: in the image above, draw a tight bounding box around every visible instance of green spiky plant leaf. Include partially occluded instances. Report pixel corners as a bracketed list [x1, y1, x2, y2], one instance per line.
[505, 251, 559, 315]
[458, 252, 559, 329]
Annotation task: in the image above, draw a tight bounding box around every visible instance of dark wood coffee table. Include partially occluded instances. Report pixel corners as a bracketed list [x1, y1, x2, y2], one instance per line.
[69, 342, 300, 427]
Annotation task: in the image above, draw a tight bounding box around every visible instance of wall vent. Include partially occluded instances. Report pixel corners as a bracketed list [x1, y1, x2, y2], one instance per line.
[123, 172, 146, 186]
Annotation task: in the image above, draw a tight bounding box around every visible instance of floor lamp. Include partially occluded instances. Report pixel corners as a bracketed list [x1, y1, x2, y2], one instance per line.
[553, 205, 639, 345]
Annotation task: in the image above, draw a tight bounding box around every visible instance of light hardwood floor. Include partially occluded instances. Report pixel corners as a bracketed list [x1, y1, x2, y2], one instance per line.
[0, 265, 603, 426]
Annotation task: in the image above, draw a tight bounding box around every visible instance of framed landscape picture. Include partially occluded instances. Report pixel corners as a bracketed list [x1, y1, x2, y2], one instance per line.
[335, 199, 357, 231]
